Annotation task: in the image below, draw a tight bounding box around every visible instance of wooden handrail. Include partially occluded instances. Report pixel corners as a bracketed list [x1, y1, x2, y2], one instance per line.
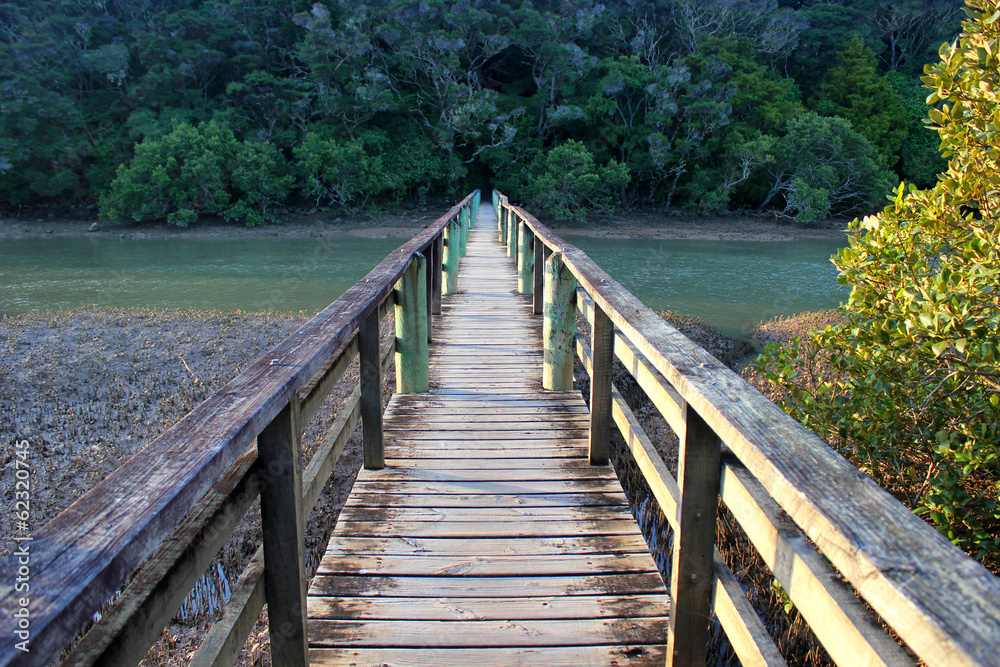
[494, 190, 1000, 667]
[0, 191, 479, 667]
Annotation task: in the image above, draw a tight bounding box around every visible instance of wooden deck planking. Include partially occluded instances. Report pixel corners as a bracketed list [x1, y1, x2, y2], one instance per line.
[308, 207, 669, 665]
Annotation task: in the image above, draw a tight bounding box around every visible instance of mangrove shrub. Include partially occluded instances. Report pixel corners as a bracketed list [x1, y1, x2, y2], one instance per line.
[755, 0, 1000, 570]
[99, 121, 292, 227]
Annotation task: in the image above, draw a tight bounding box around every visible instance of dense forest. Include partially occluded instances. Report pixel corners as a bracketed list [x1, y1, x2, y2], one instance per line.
[0, 0, 964, 225]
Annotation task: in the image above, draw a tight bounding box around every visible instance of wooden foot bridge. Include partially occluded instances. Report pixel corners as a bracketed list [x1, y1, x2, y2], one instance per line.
[2, 191, 999, 667]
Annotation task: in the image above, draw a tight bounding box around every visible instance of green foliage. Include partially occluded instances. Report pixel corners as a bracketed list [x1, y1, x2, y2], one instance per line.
[813, 38, 910, 166]
[755, 0, 1000, 570]
[99, 122, 292, 227]
[886, 71, 948, 187]
[294, 133, 386, 208]
[0, 0, 967, 220]
[763, 112, 893, 224]
[524, 140, 629, 221]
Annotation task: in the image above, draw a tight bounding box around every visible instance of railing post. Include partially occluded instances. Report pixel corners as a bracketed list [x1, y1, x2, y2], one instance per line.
[431, 235, 443, 315]
[443, 220, 459, 294]
[459, 207, 469, 258]
[359, 307, 384, 469]
[543, 251, 576, 391]
[258, 402, 308, 666]
[498, 207, 507, 244]
[589, 305, 613, 465]
[533, 237, 545, 315]
[507, 209, 517, 259]
[667, 403, 722, 667]
[517, 220, 533, 294]
[395, 253, 429, 393]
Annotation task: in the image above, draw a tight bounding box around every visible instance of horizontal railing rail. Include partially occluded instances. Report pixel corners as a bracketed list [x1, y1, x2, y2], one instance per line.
[0, 190, 481, 667]
[493, 190, 1000, 667]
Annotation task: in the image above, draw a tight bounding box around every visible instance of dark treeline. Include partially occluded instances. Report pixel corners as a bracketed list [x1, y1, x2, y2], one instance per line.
[0, 0, 963, 225]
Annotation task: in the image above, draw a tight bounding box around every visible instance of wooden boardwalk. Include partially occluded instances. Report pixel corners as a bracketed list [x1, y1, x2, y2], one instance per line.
[307, 208, 670, 665]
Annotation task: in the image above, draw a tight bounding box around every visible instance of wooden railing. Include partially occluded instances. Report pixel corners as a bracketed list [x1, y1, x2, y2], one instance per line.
[0, 190, 480, 667]
[493, 190, 1000, 667]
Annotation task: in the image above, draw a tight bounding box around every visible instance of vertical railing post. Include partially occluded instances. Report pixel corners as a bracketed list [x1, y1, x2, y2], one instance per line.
[589, 305, 613, 465]
[533, 236, 544, 315]
[543, 251, 576, 391]
[507, 209, 517, 259]
[395, 253, 429, 393]
[258, 403, 308, 666]
[432, 235, 443, 315]
[359, 307, 384, 470]
[459, 207, 469, 257]
[498, 207, 506, 244]
[425, 243, 434, 342]
[667, 403, 722, 667]
[517, 220, 533, 294]
[443, 220, 459, 294]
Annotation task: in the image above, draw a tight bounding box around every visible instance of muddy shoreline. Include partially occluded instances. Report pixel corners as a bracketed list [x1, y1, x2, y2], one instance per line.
[0, 208, 850, 243]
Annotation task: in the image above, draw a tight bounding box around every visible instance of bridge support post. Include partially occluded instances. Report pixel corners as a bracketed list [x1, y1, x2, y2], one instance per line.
[589, 305, 613, 465]
[667, 404, 722, 667]
[459, 206, 469, 257]
[395, 253, 429, 393]
[443, 220, 460, 294]
[498, 207, 506, 244]
[533, 238, 545, 315]
[517, 221, 533, 294]
[431, 235, 443, 315]
[359, 307, 384, 469]
[507, 209, 517, 259]
[543, 251, 576, 391]
[258, 403, 308, 667]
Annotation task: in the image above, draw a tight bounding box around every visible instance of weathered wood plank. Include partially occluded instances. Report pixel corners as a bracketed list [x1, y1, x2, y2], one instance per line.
[309, 617, 669, 647]
[309, 594, 670, 621]
[356, 467, 612, 482]
[310, 574, 668, 598]
[323, 534, 650, 557]
[330, 519, 644, 539]
[316, 552, 659, 577]
[309, 646, 667, 667]
[348, 480, 621, 495]
[342, 493, 629, 509]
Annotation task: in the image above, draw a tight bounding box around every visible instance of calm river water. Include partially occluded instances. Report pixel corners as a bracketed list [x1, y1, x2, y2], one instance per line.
[0, 233, 847, 338]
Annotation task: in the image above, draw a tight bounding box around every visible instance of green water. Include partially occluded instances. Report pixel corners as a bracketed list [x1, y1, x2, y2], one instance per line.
[563, 235, 848, 338]
[0, 235, 402, 316]
[0, 233, 846, 337]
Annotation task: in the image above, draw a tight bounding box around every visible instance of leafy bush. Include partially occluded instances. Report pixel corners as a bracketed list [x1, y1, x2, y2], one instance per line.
[525, 140, 629, 221]
[754, 0, 1000, 571]
[100, 121, 292, 227]
[763, 112, 893, 225]
[294, 132, 387, 207]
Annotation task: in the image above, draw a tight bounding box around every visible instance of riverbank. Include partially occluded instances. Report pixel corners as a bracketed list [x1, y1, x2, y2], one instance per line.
[0, 207, 850, 243]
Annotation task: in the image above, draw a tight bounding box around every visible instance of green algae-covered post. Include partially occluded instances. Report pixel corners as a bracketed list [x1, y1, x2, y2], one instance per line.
[395, 252, 429, 393]
[543, 251, 576, 391]
[517, 220, 533, 294]
[443, 220, 460, 294]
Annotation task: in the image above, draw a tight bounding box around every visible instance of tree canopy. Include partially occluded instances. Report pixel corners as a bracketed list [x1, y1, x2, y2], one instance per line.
[0, 0, 964, 224]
